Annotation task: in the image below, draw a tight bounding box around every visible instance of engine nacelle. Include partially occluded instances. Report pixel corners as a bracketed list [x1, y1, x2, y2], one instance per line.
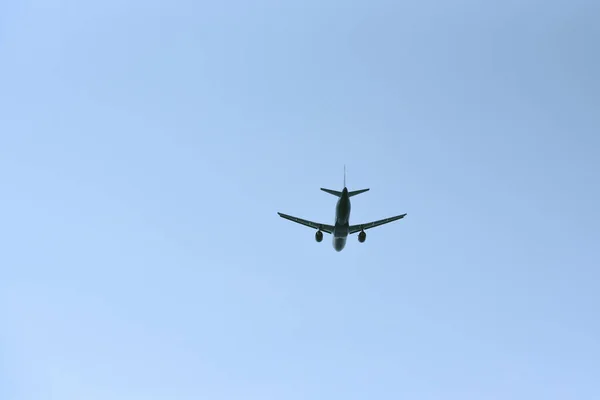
[315, 230, 323, 242]
[358, 230, 366, 243]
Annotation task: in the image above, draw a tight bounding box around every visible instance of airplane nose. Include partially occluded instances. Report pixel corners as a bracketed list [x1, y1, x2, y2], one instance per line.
[333, 238, 345, 252]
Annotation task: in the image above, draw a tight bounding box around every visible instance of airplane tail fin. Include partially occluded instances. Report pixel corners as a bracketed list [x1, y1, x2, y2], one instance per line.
[321, 166, 368, 197]
[348, 188, 370, 197]
[321, 188, 369, 197]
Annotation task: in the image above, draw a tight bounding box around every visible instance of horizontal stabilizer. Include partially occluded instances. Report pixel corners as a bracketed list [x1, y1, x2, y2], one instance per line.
[320, 188, 342, 197]
[348, 188, 369, 197]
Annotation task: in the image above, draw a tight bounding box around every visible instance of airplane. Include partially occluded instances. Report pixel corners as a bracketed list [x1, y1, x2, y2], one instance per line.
[277, 167, 407, 252]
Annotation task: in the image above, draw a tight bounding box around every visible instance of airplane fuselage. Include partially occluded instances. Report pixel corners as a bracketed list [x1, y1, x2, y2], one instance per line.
[332, 187, 351, 251]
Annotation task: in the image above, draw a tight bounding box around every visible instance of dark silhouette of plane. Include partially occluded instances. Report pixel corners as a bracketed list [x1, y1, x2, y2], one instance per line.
[277, 167, 407, 251]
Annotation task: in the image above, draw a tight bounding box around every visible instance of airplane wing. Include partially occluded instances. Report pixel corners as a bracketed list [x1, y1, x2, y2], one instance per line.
[349, 213, 407, 234]
[277, 212, 335, 234]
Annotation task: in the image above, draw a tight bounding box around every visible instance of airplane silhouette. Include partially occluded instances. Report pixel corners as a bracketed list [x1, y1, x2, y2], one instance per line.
[277, 167, 407, 251]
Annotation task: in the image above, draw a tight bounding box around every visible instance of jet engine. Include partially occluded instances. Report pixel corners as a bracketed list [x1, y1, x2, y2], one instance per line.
[358, 230, 366, 243]
[315, 230, 323, 242]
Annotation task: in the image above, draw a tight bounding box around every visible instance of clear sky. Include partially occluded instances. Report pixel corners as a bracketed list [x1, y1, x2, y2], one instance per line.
[1, 1, 599, 399]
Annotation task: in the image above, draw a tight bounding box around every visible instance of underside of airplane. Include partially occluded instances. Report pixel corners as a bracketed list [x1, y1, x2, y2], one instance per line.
[277, 172, 407, 251]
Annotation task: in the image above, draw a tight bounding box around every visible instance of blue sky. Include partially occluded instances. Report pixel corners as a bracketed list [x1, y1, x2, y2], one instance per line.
[1, 0, 599, 399]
